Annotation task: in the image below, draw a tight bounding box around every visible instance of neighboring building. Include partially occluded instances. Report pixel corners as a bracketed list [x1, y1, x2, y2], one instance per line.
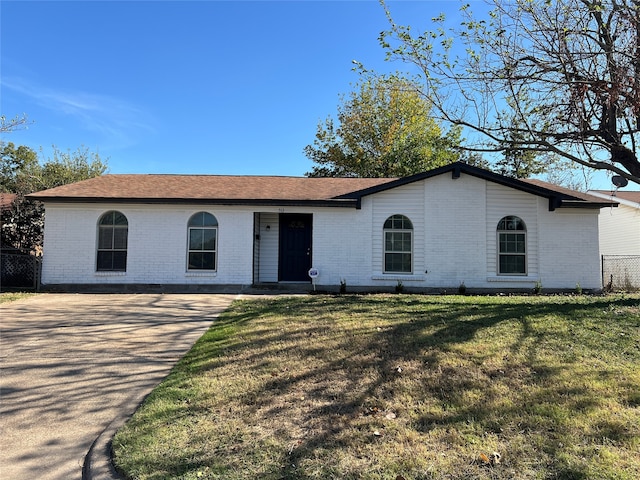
[588, 189, 640, 290]
[0, 192, 17, 210]
[587, 190, 640, 256]
[28, 162, 616, 293]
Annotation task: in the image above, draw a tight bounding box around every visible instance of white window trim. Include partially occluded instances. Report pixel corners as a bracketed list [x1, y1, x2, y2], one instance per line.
[487, 275, 538, 283]
[383, 222, 413, 274]
[497, 230, 527, 276]
[496, 216, 527, 276]
[372, 274, 425, 282]
[186, 225, 218, 272]
[96, 211, 128, 272]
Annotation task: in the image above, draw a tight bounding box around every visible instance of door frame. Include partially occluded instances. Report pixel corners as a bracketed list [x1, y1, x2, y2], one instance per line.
[278, 213, 313, 282]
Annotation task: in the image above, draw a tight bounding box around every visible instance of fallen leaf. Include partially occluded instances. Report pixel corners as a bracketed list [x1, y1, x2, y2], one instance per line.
[479, 453, 490, 464]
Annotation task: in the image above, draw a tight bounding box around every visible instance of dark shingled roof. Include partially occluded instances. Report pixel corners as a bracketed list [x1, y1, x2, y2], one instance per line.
[0, 192, 17, 210]
[27, 174, 397, 207]
[591, 190, 640, 205]
[521, 179, 618, 205]
[27, 162, 618, 210]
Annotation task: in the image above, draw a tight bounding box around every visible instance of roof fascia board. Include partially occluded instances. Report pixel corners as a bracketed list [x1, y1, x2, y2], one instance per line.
[27, 196, 360, 208]
[340, 162, 548, 199]
[342, 162, 612, 210]
[587, 191, 637, 209]
[558, 201, 617, 209]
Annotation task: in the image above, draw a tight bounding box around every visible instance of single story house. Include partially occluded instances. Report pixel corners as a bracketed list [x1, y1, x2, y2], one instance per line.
[28, 162, 616, 293]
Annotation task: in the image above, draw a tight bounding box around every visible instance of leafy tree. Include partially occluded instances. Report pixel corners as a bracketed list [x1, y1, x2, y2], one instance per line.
[304, 75, 462, 177]
[380, 0, 640, 185]
[496, 138, 547, 179]
[1, 143, 107, 252]
[0, 142, 40, 193]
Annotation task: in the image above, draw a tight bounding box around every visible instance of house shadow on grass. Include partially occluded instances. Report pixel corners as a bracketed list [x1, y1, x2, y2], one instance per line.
[116, 294, 640, 480]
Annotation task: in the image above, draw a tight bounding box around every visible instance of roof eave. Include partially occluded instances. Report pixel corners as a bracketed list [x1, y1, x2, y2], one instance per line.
[28, 196, 360, 208]
[556, 200, 618, 210]
[343, 162, 617, 210]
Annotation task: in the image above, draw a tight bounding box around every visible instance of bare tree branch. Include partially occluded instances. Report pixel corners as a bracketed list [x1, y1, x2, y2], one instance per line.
[380, 0, 640, 184]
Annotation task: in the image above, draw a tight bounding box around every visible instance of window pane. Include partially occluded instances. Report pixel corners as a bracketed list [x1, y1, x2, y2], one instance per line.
[400, 253, 411, 272]
[385, 253, 411, 273]
[112, 251, 127, 270]
[189, 252, 204, 269]
[99, 212, 114, 226]
[385, 232, 393, 250]
[202, 229, 216, 250]
[201, 252, 215, 270]
[498, 215, 525, 231]
[188, 252, 215, 270]
[499, 255, 525, 274]
[189, 212, 218, 227]
[503, 234, 514, 253]
[189, 229, 204, 250]
[385, 253, 396, 272]
[113, 212, 128, 225]
[385, 232, 412, 252]
[203, 213, 217, 227]
[113, 227, 128, 249]
[97, 251, 127, 271]
[387, 236, 396, 251]
[401, 232, 412, 251]
[390, 234, 402, 251]
[99, 211, 128, 226]
[384, 215, 413, 230]
[97, 251, 113, 270]
[98, 227, 113, 249]
[499, 233, 525, 254]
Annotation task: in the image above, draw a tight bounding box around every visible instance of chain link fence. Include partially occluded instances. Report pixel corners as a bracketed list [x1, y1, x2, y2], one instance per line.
[1, 251, 41, 291]
[602, 255, 640, 292]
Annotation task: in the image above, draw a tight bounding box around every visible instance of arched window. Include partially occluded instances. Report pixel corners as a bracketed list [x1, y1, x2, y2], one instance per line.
[384, 214, 413, 273]
[497, 216, 526, 275]
[187, 212, 218, 270]
[97, 211, 128, 271]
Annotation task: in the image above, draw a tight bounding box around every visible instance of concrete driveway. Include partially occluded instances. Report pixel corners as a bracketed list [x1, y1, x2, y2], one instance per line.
[0, 293, 237, 480]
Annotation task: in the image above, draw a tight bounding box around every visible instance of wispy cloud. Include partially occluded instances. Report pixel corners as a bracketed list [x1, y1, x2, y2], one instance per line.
[1, 76, 156, 147]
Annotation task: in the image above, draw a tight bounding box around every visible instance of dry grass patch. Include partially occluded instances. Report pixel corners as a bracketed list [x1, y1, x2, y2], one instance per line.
[0, 292, 35, 303]
[113, 294, 640, 480]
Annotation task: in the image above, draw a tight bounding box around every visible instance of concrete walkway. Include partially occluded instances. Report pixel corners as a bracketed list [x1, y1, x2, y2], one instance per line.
[0, 294, 237, 480]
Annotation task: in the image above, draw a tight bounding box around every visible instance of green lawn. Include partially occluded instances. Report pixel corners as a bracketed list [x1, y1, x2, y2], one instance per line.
[0, 292, 35, 304]
[113, 294, 640, 480]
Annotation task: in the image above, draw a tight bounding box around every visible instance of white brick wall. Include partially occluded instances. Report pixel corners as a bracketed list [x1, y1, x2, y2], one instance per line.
[311, 206, 372, 287]
[42, 204, 255, 286]
[41, 173, 604, 290]
[537, 206, 602, 289]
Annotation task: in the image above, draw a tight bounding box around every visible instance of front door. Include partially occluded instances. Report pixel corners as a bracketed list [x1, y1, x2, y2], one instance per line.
[279, 213, 312, 282]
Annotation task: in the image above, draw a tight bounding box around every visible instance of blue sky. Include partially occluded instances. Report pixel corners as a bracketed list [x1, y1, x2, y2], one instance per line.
[1, 0, 475, 177]
[0, 1, 614, 189]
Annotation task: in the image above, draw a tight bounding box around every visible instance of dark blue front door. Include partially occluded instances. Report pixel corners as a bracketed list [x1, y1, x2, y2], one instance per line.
[279, 214, 312, 282]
